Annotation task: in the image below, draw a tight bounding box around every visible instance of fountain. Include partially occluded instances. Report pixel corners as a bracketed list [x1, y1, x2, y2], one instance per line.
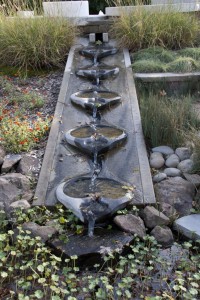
[56, 42, 133, 236]
[34, 36, 155, 257]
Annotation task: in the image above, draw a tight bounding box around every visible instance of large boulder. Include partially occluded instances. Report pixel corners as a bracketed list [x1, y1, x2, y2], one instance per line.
[154, 177, 195, 217]
[0, 173, 32, 209]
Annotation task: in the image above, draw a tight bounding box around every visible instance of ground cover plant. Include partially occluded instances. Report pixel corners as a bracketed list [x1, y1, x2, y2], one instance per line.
[131, 47, 200, 73]
[0, 205, 200, 300]
[111, 3, 200, 51]
[0, 75, 51, 153]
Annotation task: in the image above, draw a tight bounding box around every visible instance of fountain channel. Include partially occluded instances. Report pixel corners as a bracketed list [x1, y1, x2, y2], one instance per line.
[34, 37, 155, 240]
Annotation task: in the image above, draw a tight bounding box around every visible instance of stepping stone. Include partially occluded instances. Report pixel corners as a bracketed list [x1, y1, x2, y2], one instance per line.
[173, 214, 200, 240]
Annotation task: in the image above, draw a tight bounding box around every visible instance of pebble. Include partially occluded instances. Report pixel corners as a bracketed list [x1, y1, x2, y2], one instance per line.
[150, 152, 165, 169]
[152, 146, 174, 156]
[153, 173, 167, 183]
[164, 168, 182, 177]
[177, 159, 193, 173]
[165, 154, 180, 168]
[175, 147, 191, 161]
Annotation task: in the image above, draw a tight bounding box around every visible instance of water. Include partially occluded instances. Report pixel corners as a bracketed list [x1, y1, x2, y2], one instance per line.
[63, 178, 126, 199]
[71, 125, 123, 139]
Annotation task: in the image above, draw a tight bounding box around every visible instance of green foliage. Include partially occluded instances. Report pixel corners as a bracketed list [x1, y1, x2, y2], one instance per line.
[111, 6, 199, 51]
[140, 94, 200, 148]
[0, 15, 76, 71]
[178, 47, 200, 60]
[132, 59, 166, 73]
[0, 206, 200, 299]
[167, 57, 200, 73]
[132, 46, 200, 73]
[133, 47, 176, 63]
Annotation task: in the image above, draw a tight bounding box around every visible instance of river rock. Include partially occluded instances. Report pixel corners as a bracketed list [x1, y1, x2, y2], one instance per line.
[0, 173, 32, 208]
[150, 152, 165, 169]
[0, 146, 5, 166]
[140, 206, 170, 229]
[164, 168, 182, 177]
[177, 159, 193, 173]
[22, 222, 58, 242]
[173, 214, 200, 240]
[151, 225, 174, 247]
[175, 147, 191, 161]
[17, 154, 40, 177]
[114, 214, 146, 238]
[165, 154, 180, 168]
[1, 154, 21, 173]
[152, 146, 174, 156]
[153, 173, 167, 183]
[183, 173, 200, 188]
[154, 177, 195, 217]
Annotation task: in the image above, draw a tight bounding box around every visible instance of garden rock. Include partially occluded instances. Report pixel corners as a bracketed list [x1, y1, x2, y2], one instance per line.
[177, 159, 193, 173]
[22, 222, 58, 243]
[9, 200, 31, 210]
[183, 173, 200, 188]
[165, 154, 180, 168]
[175, 147, 191, 161]
[164, 168, 182, 177]
[17, 154, 40, 177]
[153, 173, 167, 183]
[114, 214, 146, 238]
[150, 152, 165, 169]
[152, 146, 174, 156]
[0, 146, 5, 165]
[160, 202, 177, 219]
[151, 225, 174, 247]
[173, 214, 200, 240]
[0, 173, 32, 208]
[1, 154, 21, 173]
[154, 177, 195, 217]
[140, 206, 170, 229]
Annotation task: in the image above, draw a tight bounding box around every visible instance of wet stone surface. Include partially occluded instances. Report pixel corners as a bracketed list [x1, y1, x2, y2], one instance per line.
[50, 228, 134, 263]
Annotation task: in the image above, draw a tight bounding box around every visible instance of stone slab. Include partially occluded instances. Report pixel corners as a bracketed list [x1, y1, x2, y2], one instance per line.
[34, 38, 155, 206]
[174, 214, 200, 240]
[50, 229, 133, 262]
[134, 72, 200, 82]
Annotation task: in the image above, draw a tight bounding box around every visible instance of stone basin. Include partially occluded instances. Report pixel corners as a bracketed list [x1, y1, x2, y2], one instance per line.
[70, 89, 121, 112]
[79, 45, 118, 63]
[56, 176, 133, 224]
[65, 124, 127, 156]
[76, 63, 119, 81]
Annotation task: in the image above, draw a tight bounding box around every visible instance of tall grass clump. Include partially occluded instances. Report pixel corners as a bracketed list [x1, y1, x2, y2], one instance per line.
[132, 59, 166, 73]
[110, 1, 199, 51]
[140, 94, 200, 148]
[0, 15, 76, 71]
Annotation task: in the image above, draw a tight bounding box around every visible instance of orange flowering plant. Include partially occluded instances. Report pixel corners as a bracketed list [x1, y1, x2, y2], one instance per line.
[0, 116, 51, 153]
